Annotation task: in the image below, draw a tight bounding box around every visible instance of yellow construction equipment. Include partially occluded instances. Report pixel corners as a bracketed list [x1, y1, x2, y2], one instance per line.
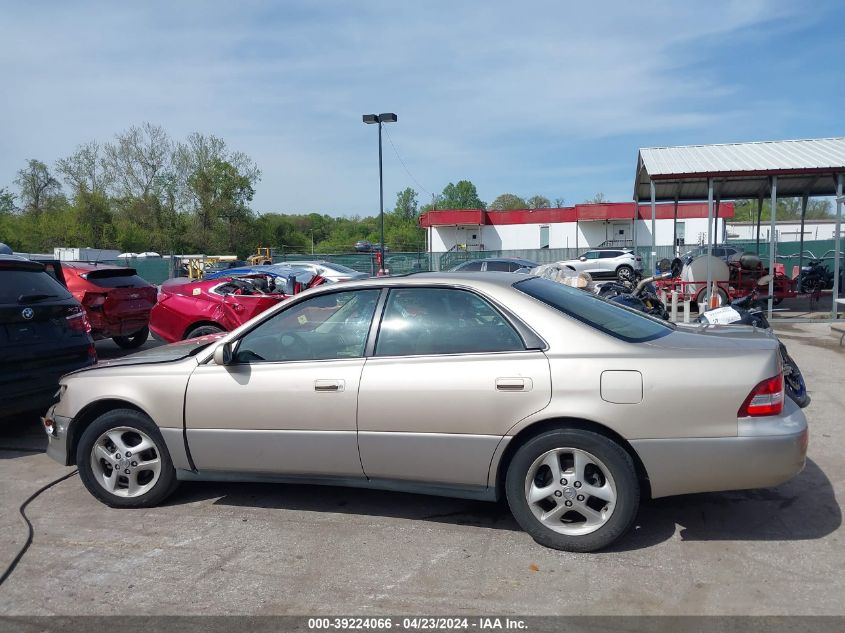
[247, 247, 273, 266]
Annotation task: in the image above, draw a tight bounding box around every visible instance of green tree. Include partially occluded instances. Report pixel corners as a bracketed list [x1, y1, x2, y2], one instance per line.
[14, 159, 63, 215]
[440, 180, 485, 209]
[57, 141, 112, 195]
[70, 189, 113, 248]
[393, 187, 419, 220]
[733, 198, 833, 222]
[527, 195, 551, 209]
[489, 193, 528, 211]
[0, 188, 15, 214]
[104, 123, 173, 200]
[187, 158, 256, 254]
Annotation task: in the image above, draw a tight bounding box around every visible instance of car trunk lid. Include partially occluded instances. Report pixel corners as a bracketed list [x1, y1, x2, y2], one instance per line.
[645, 322, 779, 352]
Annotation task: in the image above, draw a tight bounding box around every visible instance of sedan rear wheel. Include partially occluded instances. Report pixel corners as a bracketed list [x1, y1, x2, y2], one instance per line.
[77, 409, 178, 508]
[506, 429, 639, 552]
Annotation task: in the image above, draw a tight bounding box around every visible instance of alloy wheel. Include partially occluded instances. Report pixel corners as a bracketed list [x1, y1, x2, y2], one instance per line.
[89, 426, 162, 498]
[523, 447, 617, 536]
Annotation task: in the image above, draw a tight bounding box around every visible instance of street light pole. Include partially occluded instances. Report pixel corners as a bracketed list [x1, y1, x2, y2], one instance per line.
[363, 112, 397, 275]
[378, 121, 384, 269]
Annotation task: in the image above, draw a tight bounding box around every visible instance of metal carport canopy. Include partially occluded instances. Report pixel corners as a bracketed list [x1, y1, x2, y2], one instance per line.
[632, 137, 845, 319]
[634, 137, 845, 201]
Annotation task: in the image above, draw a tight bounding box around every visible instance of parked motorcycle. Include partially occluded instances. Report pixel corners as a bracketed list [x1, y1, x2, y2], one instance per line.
[697, 275, 810, 408]
[596, 272, 672, 320]
[797, 258, 832, 294]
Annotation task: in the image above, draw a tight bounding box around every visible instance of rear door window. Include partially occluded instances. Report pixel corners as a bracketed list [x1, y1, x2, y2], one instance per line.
[0, 270, 72, 304]
[375, 287, 524, 356]
[515, 277, 672, 343]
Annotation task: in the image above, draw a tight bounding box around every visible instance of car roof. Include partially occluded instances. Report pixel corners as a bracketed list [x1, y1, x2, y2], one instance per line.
[475, 257, 538, 264]
[0, 254, 45, 271]
[308, 271, 526, 292]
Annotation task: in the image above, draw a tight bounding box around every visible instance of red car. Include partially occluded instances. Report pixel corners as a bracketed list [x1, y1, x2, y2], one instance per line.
[149, 272, 323, 343]
[48, 261, 156, 349]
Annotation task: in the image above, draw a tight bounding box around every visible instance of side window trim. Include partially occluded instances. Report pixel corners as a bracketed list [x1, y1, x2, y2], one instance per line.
[363, 287, 390, 357]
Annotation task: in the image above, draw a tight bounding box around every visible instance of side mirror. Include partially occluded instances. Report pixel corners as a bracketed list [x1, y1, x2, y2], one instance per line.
[757, 274, 773, 286]
[213, 342, 233, 365]
[579, 256, 587, 262]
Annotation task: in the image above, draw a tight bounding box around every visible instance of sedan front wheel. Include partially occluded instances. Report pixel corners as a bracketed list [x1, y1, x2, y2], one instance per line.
[77, 409, 179, 508]
[505, 429, 639, 552]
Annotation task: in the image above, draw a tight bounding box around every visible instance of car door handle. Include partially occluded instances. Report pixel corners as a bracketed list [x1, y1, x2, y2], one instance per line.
[496, 378, 531, 392]
[314, 379, 345, 392]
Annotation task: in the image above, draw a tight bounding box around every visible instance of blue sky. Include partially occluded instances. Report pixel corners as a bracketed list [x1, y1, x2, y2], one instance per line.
[1, 0, 843, 216]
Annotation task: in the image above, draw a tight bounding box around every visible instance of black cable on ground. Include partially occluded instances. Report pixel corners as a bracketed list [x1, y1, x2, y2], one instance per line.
[0, 469, 78, 586]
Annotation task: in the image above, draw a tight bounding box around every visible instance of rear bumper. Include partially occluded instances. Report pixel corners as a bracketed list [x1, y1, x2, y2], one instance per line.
[631, 400, 808, 499]
[88, 311, 150, 338]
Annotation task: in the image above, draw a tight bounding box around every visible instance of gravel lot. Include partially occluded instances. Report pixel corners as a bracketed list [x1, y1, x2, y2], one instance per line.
[0, 328, 843, 616]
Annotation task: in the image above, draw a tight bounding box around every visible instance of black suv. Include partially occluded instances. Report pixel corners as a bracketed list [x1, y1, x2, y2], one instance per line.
[0, 256, 96, 417]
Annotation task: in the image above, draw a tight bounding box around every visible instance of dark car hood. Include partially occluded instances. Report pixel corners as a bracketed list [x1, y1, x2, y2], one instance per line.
[72, 334, 223, 373]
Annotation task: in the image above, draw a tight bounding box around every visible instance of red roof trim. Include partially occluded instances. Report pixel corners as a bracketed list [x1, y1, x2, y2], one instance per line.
[419, 202, 733, 227]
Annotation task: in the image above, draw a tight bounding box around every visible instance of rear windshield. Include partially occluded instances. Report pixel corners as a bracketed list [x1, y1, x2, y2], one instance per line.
[83, 268, 149, 288]
[0, 269, 73, 304]
[515, 277, 672, 343]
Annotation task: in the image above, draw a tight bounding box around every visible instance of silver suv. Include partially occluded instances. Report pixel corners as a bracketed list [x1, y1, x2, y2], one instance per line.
[558, 249, 643, 281]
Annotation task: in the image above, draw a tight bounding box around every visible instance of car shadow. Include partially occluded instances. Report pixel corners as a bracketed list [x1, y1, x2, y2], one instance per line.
[169, 480, 521, 531]
[608, 458, 840, 552]
[168, 458, 839, 550]
[0, 412, 47, 458]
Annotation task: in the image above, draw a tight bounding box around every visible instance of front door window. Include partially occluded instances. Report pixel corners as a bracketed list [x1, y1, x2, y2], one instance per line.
[234, 289, 380, 363]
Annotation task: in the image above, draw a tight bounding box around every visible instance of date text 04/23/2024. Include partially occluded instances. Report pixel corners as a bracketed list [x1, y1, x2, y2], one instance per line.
[307, 617, 528, 630]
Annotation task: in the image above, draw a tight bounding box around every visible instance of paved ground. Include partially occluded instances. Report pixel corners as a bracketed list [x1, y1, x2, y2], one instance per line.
[0, 329, 843, 615]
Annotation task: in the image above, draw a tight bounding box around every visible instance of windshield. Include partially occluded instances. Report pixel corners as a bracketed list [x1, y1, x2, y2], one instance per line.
[515, 277, 672, 343]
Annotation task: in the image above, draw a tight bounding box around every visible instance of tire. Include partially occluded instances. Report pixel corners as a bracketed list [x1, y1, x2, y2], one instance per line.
[77, 408, 179, 508]
[505, 429, 639, 552]
[112, 326, 149, 349]
[695, 286, 729, 309]
[616, 265, 634, 282]
[185, 324, 224, 339]
[780, 343, 810, 408]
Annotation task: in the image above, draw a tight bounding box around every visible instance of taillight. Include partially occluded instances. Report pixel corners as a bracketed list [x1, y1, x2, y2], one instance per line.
[65, 305, 92, 333]
[738, 373, 784, 417]
[82, 292, 107, 309]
